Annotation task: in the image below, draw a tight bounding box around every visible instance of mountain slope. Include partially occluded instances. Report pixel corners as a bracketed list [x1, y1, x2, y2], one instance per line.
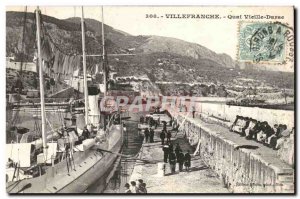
[6, 11, 294, 92]
[6, 11, 236, 69]
[64, 17, 148, 50]
[6, 11, 122, 62]
[138, 36, 237, 68]
[65, 17, 237, 68]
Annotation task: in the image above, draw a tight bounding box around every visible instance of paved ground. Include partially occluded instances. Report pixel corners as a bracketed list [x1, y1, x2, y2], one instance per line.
[130, 125, 229, 193]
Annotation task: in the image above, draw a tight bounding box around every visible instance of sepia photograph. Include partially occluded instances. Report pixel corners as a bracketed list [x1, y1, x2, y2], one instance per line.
[5, 5, 295, 194]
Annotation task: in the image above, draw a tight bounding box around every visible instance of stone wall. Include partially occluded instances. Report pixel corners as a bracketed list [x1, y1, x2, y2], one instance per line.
[277, 135, 294, 167]
[194, 102, 294, 128]
[165, 97, 294, 127]
[174, 114, 294, 193]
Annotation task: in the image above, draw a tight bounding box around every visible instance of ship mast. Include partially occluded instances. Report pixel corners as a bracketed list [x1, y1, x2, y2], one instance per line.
[81, 7, 89, 124]
[101, 6, 107, 97]
[35, 7, 48, 161]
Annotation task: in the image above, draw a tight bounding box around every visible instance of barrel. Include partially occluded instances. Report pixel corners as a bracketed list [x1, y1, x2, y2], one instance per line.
[157, 162, 166, 177]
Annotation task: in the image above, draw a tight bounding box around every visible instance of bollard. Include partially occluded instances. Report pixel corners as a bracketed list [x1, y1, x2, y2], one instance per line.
[157, 162, 166, 177]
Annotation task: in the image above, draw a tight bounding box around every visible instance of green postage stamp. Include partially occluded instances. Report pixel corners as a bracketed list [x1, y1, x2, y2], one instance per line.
[238, 21, 294, 64]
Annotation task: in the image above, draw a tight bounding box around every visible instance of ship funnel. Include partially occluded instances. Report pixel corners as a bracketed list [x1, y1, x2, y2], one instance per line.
[88, 86, 101, 127]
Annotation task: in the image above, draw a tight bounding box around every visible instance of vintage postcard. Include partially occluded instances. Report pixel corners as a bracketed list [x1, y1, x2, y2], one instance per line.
[5, 6, 295, 194]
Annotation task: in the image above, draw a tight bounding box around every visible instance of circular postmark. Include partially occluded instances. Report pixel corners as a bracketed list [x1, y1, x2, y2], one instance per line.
[238, 21, 294, 65]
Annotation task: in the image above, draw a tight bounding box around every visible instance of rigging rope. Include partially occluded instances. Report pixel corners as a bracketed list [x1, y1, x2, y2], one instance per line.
[10, 6, 29, 130]
[19, 6, 27, 79]
[45, 113, 56, 143]
[39, 12, 79, 56]
[33, 109, 41, 137]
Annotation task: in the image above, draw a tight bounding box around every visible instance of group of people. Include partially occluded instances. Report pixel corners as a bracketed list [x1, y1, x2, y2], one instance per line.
[159, 119, 173, 145]
[143, 128, 155, 143]
[230, 115, 293, 150]
[140, 116, 160, 129]
[163, 142, 191, 173]
[124, 179, 147, 194]
[57, 125, 91, 149]
[159, 129, 172, 145]
[140, 109, 173, 130]
[142, 114, 173, 144]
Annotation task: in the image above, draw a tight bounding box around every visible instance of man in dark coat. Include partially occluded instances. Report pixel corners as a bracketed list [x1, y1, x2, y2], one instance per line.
[177, 152, 185, 172]
[184, 151, 191, 172]
[149, 117, 154, 128]
[162, 144, 170, 163]
[169, 142, 174, 153]
[149, 128, 154, 143]
[192, 106, 196, 118]
[140, 116, 144, 123]
[130, 181, 138, 193]
[162, 121, 167, 131]
[247, 121, 262, 140]
[144, 128, 150, 143]
[169, 150, 177, 174]
[160, 130, 166, 145]
[174, 143, 182, 160]
[169, 118, 173, 127]
[155, 119, 158, 129]
[166, 131, 172, 143]
[264, 122, 275, 140]
[124, 183, 131, 193]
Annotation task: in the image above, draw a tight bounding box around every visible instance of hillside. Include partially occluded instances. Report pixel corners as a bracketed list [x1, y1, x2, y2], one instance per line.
[64, 17, 237, 68]
[138, 36, 237, 68]
[6, 12, 122, 63]
[6, 11, 294, 97]
[64, 17, 148, 51]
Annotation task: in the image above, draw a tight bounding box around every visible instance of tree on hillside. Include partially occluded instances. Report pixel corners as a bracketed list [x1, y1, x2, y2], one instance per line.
[217, 84, 228, 97]
[209, 84, 216, 95]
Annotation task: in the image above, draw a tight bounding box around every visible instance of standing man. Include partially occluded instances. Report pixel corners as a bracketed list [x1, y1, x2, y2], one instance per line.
[136, 179, 144, 193]
[177, 151, 185, 172]
[184, 151, 191, 172]
[166, 131, 172, 143]
[124, 183, 131, 193]
[163, 121, 167, 131]
[149, 117, 154, 128]
[141, 183, 147, 193]
[130, 181, 138, 193]
[169, 150, 177, 174]
[160, 130, 166, 145]
[149, 128, 155, 143]
[144, 128, 150, 143]
[174, 143, 182, 160]
[162, 144, 170, 163]
[123, 123, 127, 134]
[169, 118, 172, 127]
[192, 106, 196, 118]
[154, 120, 157, 129]
[169, 142, 174, 153]
[140, 116, 144, 123]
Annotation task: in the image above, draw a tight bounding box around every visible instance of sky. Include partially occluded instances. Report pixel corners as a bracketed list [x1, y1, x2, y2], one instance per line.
[6, 6, 294, 72]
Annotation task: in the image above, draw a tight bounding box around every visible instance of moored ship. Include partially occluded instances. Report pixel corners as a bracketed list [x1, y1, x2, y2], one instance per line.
[6, 6, 123, 193]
